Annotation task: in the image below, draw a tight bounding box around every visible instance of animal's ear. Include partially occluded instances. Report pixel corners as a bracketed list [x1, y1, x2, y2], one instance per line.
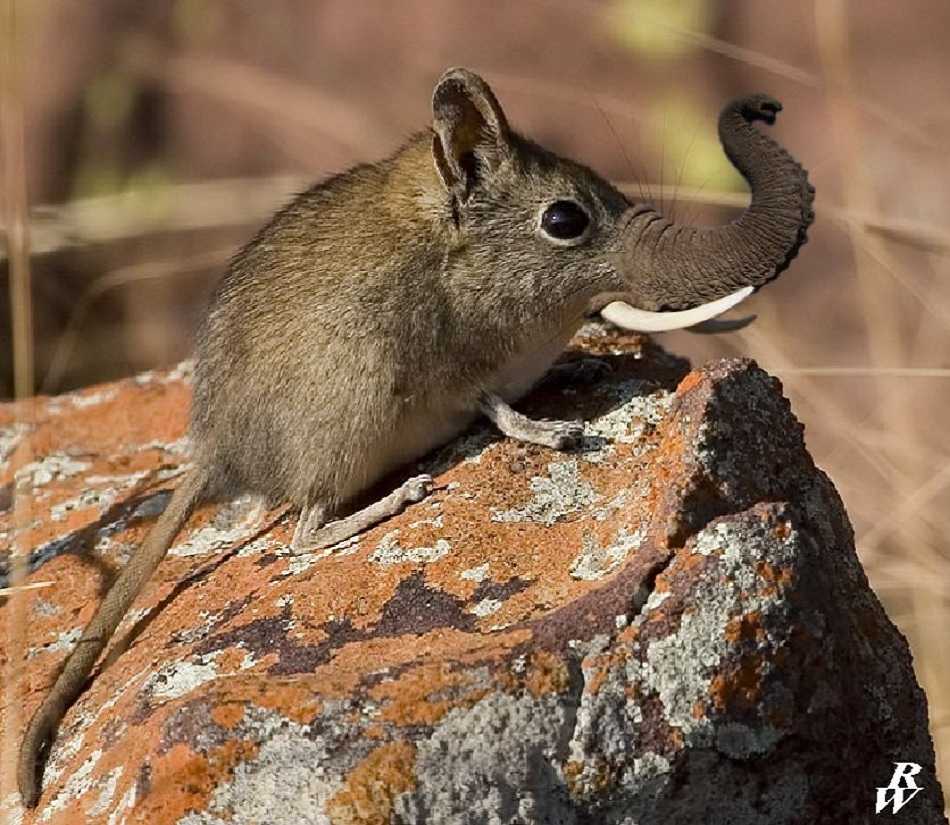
[431, 68, 513, 201]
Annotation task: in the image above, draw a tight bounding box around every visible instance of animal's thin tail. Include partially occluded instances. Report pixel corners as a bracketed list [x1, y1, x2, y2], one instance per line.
[17, 468, 207, 808]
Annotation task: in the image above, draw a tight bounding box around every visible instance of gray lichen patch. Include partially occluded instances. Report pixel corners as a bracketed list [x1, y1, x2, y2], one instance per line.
[460, 562, 490, 582]
[565, 634, 644, 794]
[176, 718, 347, 825]
[394, 691, 579, 824]
[643, 509, 804, 754]
[146, 658, 223, 702]
[20, 626, 82, 663]
[135, 359, 194, 388]
[142, 647, 258, 704]
[44, 747, 109, 820]
[14, 452, 91, 487]
[50, 487, 119, 522]
[570, 527, 645, 581]
[170, 497, 265, 558]
[490, 459, 598, 526]
[588, 490, 628, 522]
[140, 436, 191, 458]
[407, 511, 444, 530]
[67, 384, 121, 409]
[368, 529, 452, 567]
[470, 598, 503, 617]
[582, 384, 674, 463]
[559, 509, 816, 812]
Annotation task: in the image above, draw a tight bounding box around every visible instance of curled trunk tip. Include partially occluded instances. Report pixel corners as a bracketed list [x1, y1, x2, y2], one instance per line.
[620, 94, 815, 310]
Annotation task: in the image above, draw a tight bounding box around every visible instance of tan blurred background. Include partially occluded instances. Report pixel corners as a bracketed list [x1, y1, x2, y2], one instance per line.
[2, 0, 948, 809]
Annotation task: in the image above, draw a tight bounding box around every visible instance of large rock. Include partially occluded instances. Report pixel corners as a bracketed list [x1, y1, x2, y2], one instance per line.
[1, 329, 945, 824]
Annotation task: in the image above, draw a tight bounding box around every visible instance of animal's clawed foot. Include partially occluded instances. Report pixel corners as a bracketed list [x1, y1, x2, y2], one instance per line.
[403, 473, 433, 503]
[478, 390, 584, 452]
[292, 473, 434, 554]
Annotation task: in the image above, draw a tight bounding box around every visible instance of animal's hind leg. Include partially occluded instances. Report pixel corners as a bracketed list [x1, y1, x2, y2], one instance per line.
[291, 474, 433, 553]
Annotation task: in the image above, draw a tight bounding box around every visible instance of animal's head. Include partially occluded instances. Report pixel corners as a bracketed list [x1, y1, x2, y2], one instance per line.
[430, 67, 815, 331]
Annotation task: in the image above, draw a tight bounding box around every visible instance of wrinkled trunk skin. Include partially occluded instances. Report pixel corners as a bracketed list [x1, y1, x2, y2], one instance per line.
[622, 95, 815, 310]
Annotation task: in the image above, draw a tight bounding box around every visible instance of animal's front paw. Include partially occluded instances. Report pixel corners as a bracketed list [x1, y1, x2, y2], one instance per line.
[404, 473, 433, 502]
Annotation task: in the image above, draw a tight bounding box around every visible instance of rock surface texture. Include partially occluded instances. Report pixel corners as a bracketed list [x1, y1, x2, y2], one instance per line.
[1, 330, 946, 824]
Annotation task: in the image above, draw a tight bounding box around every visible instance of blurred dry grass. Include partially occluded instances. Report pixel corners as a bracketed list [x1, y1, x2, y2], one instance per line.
[1, 0, 948, 814]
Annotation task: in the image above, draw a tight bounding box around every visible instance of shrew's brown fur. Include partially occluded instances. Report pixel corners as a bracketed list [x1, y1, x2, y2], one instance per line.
[18, 68, 813, 807]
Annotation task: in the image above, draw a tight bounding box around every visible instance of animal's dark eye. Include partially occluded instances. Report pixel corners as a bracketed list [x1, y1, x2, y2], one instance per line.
[540, 200, 590, 241]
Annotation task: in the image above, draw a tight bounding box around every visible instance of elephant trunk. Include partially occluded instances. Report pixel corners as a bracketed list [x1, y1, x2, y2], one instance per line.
[621, 95, 815, 310]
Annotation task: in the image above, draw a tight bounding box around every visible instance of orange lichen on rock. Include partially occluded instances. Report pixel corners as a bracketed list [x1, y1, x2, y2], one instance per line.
[708, 655, 767, 710]
[325, 741, 418, 825]
[4, 339, 946, 822]
[723, 611, 766, 645]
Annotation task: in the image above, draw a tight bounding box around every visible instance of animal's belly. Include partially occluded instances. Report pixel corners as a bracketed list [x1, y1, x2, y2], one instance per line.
[388, 407, 476, 468]
[346, 325, 579, 501]
[341, 407, 474, 503]
[487, 327, 578, 403]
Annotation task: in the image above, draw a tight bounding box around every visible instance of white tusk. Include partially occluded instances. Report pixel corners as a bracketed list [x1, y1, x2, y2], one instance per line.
[600, 286, 754, 333]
